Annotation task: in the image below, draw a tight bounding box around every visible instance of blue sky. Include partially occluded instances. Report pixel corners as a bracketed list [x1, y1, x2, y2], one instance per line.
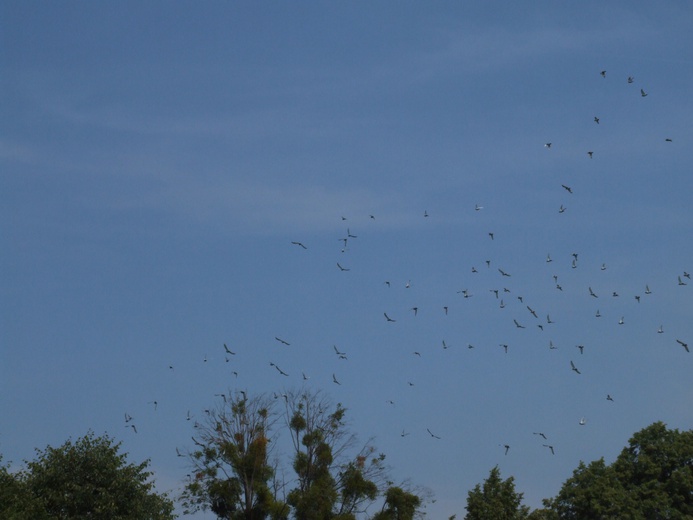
[2, 2, 692, 517]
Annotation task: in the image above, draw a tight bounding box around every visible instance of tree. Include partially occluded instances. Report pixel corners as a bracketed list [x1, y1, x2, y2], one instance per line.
[180, 391, 287, 519]
[1, 432, 174, 519]
[465, 466, 530, 520]
[284, 389, 387, 519]
[371, 486, 422, 520]
[545, 422, 693, 519]
[182, 389, 425, 520]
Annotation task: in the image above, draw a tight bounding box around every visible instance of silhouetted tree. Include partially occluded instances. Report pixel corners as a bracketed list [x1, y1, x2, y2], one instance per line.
[465, 466, 530, 520]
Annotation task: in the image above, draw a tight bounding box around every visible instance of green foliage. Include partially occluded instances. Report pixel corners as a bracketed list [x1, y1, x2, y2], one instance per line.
[372, 486, 422, 520]
[465, 466, 530, 520]
[180, 392, 286, 519]
[1, 432, 174, 519]
[184, 389, 424, 520]
[545, 421, 693, 519]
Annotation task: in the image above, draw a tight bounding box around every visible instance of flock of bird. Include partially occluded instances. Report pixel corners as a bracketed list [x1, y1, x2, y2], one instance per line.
[117, 70, 688, 504]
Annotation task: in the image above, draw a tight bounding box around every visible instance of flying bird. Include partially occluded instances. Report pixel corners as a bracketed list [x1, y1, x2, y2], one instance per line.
[337, 262, 350, 272]
[579, 417, 587, 426]
[513, 319, 526, 329]
[589, 287, 598, 298]
[502, 444, 510, 455]
[600, 70, 606, 78]
[640, 89, 648, 97]
[570, 360, 581, 374]
[275, 337, 290, 346]
[533, 432, 547, 440]
[498, 268, 511, 277]
[576, 345, 585, 355]
[562, 184, 573, 194]
[527, 306, 538, 318]
[426, 428, 441, 440]
[676, 339, 689, 353]
[543, 444, 555, 455]
[291, 241, 307, 249]
[594, 116, 600, 124]
[224, 344, 236, 355]
[544, 142, 552, 148]
[587, 151, 593, 158]
[607, 395, 614, 402]
[384, 312, 396, 323]
[332, 373, 341, 385]
[627, 76, 634, 83]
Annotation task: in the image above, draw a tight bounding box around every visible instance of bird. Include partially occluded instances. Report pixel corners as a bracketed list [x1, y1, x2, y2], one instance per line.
[570, 360, 581, 374]
[559, 204, 566, 213]
[489, 232, 494, 240]
[627, 76, 634, 84]
[502, 444, 510, 455]
[275, 337, 290, 346]
[337, 262, 350, 272]
[513, 319, 526, 329]
[595, 309, 602, 318]
[635, 295, 641, 303]
[384, 312, 396, 323]
[600, 70, 606, 78]
[576, 345, 585, 355]
[547, 315, 555, 324]
[544, 142, 552, 148]
[549, 340, 557, 350]
[414, 351, 421, 357]
[128, 424, 137, 434]
[500, 344, 508, 354]
[411, 307, 418, 316]
[224, 344, 236, 355]
[562, 184, 573, 194]
[645, 285, 652, 295]
[332, 373, 341, 385]
[498, 268, 511, 277]
[665, 138, 673, 142]
[124, 413, 133, 423]
[426, 428, 441, 439]
[423, 210, 429, 217]
[579, 417, 587, 426]
[527, 306, 538, 318]
[176, 447, 184, 457]
[400, 430, 410, 437]
[270, 363, 289, 376]
[347, 228, 357, 238]
[475, 204, 484, 211]
[333, 345, 346, 356]
[587, 151, 593, 158]
[291, 241, 307, 249]
[533, 432, 547, 440]
[601, 263, 607, 271]
[302, 372, 309, 381]
[618, 317, 625, 325]
[148, 401, 158, 411]
[594, 116, 600, 124]
[443, 306, 449, 315]
[546, 254, 553, 263]
[676, 339, 689, 353]
[640, 88, 648, 97]
[607, 395, 614, 402]
[543, 444, 555, 455]
[589, 287, 598, 298]
[678, 276, 687, 286]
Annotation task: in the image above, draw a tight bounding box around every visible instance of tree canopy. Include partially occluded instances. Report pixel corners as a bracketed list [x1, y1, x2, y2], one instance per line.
[544, 421, 693, 519]
[465, 466, 530, 520]
[181, 389, 425, 520]
[1, 432, 175, 520]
